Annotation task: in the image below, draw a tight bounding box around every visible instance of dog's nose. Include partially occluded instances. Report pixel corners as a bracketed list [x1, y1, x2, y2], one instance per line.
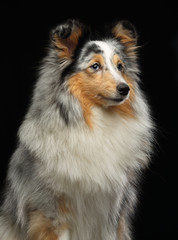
[116, 83, 130, 96]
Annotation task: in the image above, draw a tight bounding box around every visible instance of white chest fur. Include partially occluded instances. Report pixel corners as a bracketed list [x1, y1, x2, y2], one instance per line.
[20, 104, 150, 194]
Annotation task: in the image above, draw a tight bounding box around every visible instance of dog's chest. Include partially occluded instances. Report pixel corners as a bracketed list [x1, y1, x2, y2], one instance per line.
[40, 107, 143, 195]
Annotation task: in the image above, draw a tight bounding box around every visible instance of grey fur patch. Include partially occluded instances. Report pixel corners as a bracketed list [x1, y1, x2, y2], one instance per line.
[80, 43, 103, 61]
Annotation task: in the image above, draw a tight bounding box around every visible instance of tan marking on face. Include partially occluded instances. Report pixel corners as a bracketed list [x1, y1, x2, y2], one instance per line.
[87, 54, 105, 70]
[112, 54, 123, 66]
[68, 54, 118, 127]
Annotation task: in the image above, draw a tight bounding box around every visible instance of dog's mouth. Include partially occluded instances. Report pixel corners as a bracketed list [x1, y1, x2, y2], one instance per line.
[104, 97, 124, 102]
[98, 94, 128, 105]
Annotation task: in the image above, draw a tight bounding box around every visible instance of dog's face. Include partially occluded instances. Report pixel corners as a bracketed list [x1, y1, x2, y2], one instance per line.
[51, 20, 138, 126]
[68, 40, 132, 107]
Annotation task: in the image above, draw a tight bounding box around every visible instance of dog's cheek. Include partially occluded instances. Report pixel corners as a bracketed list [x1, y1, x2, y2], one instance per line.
[67, 73, 94, 127]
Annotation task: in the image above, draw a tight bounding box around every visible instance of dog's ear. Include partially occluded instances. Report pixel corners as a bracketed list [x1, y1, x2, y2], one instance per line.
[112, 20, 138, 55]
[51, 19, 84, 59]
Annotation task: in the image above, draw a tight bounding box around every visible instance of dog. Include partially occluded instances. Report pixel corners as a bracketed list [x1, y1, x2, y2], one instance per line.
[0, 19, 154, 240]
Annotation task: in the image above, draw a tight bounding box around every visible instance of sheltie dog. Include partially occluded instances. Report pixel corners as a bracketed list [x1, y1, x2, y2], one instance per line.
[0, 19, 154, 240]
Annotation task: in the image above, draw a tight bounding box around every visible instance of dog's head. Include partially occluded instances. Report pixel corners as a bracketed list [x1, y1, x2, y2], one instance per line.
[50, 19, 139, 126]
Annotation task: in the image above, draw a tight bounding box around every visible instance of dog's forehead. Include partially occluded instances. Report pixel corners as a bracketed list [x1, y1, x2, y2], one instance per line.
[85, 40, 116, 59]
[76, 39, 121, 70]
[92, 41, 115, 57]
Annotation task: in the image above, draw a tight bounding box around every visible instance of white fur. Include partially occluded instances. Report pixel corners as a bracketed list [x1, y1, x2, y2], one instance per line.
[59, 229, 70, 240]
[93, 41, 127, 84]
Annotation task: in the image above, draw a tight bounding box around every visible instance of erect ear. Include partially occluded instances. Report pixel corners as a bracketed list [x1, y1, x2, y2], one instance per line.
[51, 19, 84, 59]
[112, 20, 138, 55]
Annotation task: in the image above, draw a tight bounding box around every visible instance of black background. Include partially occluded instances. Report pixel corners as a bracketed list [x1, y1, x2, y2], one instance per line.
[0, 2, 177, 239]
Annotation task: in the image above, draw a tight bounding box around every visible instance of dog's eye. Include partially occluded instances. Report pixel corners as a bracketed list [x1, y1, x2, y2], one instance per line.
[117, 63, 123, 72]
[90, 63, 100, 71]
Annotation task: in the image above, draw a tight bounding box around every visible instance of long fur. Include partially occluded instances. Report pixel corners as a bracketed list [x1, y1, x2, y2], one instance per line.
[0, 19, 154, 240]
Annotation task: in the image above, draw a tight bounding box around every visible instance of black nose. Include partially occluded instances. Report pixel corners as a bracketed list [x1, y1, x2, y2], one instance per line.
[116, 83, 130, 96]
